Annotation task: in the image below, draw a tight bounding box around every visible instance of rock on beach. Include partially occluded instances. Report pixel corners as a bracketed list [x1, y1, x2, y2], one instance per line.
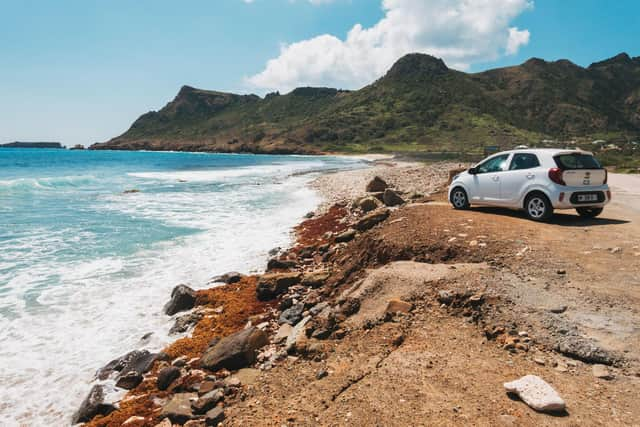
[504, 375, 566, 413]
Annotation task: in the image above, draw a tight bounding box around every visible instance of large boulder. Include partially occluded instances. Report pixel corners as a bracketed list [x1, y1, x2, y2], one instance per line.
[256, 272, 301, 301]
[192, 389, 224, 414]
[355, 209, 390, 232]
[200, 326, 268, 371]
[358, 196, 380, 213]
[382, 189, 405, 207]
[279, 303, 305, 325]
[160, 393, 197, 424]
[504, 375, 566, 413]
[157, 366, 181, 391]
[97, 350, 157, 384]
[266, 258, 298, 271]
[366, 176, 388, 192]
[72, 385, 116, 424]
[164, 284, 197, 316]
[301, 270, 330, 288]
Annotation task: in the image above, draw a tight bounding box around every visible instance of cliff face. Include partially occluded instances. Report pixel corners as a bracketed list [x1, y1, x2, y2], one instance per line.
[92, 53, 640, 154]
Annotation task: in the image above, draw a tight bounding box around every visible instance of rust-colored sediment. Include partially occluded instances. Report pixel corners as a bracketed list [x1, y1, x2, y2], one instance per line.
[294, 205, 349, 248]
[86, 276, 271, 427]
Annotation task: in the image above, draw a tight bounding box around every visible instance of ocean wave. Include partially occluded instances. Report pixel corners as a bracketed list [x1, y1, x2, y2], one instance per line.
[127, 161, 324, 182]
[0, 175, 98, 192]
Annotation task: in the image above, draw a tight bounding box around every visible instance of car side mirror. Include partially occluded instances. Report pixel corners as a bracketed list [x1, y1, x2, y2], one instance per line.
[468, 167, 477, 175]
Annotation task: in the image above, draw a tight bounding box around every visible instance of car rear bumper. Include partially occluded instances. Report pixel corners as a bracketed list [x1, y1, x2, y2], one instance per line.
[549, 185, 611, 209]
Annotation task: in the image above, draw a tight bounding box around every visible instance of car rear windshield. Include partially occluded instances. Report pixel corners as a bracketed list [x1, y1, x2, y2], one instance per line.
[554, 153, 602, 170]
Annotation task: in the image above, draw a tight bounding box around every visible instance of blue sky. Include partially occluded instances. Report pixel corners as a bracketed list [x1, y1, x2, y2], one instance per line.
[0, 0, 638, 146]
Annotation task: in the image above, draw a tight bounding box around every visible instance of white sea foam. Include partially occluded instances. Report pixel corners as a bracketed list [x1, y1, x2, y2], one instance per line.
[0, 168, 323, 425]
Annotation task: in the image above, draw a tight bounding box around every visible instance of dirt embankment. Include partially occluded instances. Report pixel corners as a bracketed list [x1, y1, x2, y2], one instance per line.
[80, 165, 640, 427]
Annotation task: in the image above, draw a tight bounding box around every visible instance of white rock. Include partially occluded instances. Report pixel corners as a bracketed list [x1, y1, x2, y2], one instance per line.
[504, 375, 565, 412]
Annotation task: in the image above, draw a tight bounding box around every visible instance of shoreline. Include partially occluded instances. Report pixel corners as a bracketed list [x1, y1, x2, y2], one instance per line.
[74, 161, 457, 426]
[75, 160, 640, 426]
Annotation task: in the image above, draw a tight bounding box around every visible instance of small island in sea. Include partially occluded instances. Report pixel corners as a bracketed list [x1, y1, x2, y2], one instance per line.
[0, 141, 64, 149]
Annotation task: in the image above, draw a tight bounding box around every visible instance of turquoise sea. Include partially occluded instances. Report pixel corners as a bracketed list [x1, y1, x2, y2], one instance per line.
[0, 148, 364, 425]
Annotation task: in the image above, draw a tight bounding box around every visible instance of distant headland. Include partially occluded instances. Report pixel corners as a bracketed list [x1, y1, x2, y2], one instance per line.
[0, 141, 64, 149]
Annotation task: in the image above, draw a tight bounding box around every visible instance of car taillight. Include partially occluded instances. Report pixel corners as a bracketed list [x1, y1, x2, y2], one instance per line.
[548, 168, 566, 186]
[604, 169, 608, 184]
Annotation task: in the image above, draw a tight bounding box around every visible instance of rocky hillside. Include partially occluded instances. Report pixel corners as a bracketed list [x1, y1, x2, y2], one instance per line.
[91, 53, 640, 154]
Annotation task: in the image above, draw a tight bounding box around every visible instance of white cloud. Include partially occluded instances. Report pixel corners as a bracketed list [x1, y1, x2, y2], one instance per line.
[248, 0, 533, 92]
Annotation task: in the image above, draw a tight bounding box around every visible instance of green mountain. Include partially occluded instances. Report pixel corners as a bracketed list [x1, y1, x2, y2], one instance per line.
[91, 53, 640, 155]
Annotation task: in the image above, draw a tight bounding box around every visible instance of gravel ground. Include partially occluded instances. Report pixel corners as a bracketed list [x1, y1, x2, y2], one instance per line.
[311, 161, 468, 211]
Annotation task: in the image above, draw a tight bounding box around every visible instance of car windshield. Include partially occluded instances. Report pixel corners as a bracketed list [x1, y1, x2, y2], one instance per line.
[554, 153, 602, 170]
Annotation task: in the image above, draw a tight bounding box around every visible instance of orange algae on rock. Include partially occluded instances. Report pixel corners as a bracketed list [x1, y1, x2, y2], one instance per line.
[86, 276, 270, 427]
[294, 205, 349, 248]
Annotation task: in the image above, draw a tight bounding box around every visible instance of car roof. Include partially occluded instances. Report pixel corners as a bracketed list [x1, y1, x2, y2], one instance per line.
[492, 148, 594, 157]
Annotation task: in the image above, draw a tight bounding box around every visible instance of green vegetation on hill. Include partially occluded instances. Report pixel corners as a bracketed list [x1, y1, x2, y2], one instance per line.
[92, 53, 640, 160]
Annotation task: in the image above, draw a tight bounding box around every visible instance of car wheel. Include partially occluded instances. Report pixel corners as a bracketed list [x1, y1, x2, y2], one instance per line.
[576, 207, 603, 218]
[524, 193, 553, 221]
[450, 187, 470, 210]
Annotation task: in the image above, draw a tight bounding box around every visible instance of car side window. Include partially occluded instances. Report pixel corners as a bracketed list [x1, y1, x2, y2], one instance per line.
[509, 153, 540, 171]
[477, 154, 509, 174]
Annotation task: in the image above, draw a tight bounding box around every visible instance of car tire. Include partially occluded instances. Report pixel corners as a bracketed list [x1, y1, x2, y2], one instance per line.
[524, 192, 553, 221]
[576, 207, 603, 218]
[450, 187, 470, 210]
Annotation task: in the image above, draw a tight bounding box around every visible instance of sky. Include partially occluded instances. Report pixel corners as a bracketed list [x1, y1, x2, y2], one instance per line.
[1, 0, 638, 146]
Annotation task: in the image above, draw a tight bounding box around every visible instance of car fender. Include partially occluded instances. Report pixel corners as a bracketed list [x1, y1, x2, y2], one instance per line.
[517, 183, 553, 208]
[448, 177, 471, 200]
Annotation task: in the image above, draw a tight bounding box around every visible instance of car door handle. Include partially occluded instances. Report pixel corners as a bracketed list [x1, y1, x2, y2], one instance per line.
[526, 173, 535, 179]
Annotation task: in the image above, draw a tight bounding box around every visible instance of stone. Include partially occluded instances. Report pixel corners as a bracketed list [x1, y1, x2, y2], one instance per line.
[366, 176, 388, 192]
[316, 369, 328, 380]
[334, 229, 357, 243]
[210, 272, 244, 284]
[437, 290, 455, 305]
[173, 356, 188, 367]
[355, 209, 390, 232]
[279, 303, 305, 325]
[157, 366, 182, 391]
[286, 316, 311, 352]
[161, 393, 197, 424]
[339, 298, 361, 316]
[200, 326, 269, 371]
[197, 380, 218, 395]
[592, 364, 614, 380]
[116, 371, 143, 390]
[549, 305, 567, 314]
[556, 337, 616, 365]
[503, 375, 565, 413]
[304, 211, 315, 219]
[358, 196, 380, 213]
[184, 420, 206, 427]
[301, 271, 330, 288]
[382, 189, 405, 207]
[192, 389, 224, 414]
[72, 385, 116, 424]
[385, 299, 412, 314]
[266, 258, 297, 270]
[256, 273, 301, 301]
[123, 416, 146, 425]
[97, 349, 156, 380]
[274, 323, 293, 343]
[154, 419, 172, 427]
[205, 407, 225, 425]
[170, 311, 204, 335]
[164, 284, 197, 316]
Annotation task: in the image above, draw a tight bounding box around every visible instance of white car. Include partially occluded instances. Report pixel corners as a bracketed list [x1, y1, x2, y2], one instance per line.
[448, 148, 611, 221]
